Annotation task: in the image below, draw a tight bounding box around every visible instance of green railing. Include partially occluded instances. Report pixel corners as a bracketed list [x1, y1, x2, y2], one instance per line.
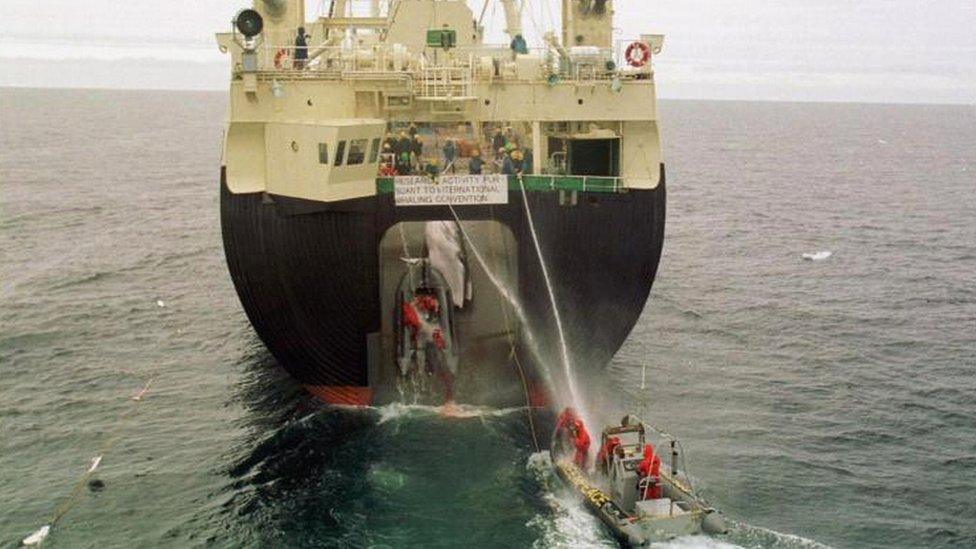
[376, 175, 624, 195]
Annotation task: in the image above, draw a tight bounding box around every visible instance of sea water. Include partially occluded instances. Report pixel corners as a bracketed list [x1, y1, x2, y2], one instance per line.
[1, 88, 974, 547]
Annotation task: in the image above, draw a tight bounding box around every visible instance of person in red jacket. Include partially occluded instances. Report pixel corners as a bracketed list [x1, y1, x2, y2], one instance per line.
[554, 407, 578, 461]
[555, 407, 577, 433]
[637, 444, 663, 499]
[571, 418, 591, 470]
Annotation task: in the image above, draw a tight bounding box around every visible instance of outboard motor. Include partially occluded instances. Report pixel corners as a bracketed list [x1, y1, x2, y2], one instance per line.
[394, 259, 460, 400]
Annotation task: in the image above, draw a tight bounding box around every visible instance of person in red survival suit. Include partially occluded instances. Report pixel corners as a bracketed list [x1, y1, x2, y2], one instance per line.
[637, 444, 663, 499]
[555, 407, 577, 433]
[597, 436, 622, 474]
[553, 407, 578, 461]
[402, 300, 422, 338]
[402, 295, 446, 350]
[570, 418, 591, 470]
[403, 294, 453, 401]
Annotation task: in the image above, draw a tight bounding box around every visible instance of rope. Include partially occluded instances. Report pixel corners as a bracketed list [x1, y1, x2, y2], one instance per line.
[398, 221, 419, 290]
[478, 0, 491, 28]
[516, 174, 578, 406]
[489, 205, 541, 452]
[47, 378, 155, 526]
[23, 300, 176, 545]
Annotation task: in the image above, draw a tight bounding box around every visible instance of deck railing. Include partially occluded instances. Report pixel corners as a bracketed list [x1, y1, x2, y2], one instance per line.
[239, 39, 650, 84]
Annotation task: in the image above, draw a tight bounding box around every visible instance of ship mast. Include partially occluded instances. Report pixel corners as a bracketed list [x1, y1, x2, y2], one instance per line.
[253, 0, 306, 49]
[499, 0, 524, 42]
[562, 0, 613, 48]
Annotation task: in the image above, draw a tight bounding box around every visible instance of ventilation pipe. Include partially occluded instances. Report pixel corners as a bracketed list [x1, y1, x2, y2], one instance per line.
[500, 0, 528, 53]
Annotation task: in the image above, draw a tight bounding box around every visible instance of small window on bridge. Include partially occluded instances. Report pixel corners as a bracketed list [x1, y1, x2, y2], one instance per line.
[334, 141, 346, 166]
[318, 143, 329, 164]
[347, 139, 368, 165]
[369, 138, 381, 163]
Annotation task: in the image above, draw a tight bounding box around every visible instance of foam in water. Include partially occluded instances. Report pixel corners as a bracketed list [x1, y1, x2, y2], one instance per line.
[525, 452, 616, 548]
[725, 522, 835, 549]
[372, 402, 524, 425]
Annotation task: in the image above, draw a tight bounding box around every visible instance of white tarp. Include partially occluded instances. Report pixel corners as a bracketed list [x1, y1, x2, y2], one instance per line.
[394, 175, 508, 206]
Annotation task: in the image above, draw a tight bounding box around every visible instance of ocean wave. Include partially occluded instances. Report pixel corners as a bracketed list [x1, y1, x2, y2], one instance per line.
[525, 452, 617, 549]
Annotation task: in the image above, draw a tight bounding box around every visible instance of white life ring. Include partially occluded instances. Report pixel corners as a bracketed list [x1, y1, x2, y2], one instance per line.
[273, 48, 291, 69]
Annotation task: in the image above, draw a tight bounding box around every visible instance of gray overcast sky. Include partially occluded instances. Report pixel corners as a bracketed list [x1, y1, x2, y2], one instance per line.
[1, 0, 974, 103]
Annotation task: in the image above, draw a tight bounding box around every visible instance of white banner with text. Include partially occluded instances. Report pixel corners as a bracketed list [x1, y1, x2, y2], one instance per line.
[393, 175, 509, 206]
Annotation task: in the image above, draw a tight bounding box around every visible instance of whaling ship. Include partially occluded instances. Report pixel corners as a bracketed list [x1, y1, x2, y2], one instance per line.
[217, 0, 667, 407]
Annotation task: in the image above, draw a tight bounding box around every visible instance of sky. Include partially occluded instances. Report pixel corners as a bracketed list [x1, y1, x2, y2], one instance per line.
[0, 0, 974, 104]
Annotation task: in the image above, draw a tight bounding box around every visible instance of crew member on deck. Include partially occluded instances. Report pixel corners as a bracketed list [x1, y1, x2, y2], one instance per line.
[492, 128, 506, 156]
[411, 135, 424, 170]
[468, 150, 485, 175]
[442, 139, 458, 173]
[293, 27, 310, 69]
[383, 132, 397, 153]
[522, 148, 533, 174]
[510, 149, 525, 175]
[396, 132, 411, 172]
[637, 444, 663, 499]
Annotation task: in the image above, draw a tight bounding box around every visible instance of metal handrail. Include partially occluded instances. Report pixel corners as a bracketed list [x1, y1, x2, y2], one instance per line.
[237, 41, 641, 84]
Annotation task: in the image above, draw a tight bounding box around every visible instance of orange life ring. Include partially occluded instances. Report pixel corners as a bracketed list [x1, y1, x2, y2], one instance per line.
[273, 48, 290, 69]
[625, 41, 651, 68]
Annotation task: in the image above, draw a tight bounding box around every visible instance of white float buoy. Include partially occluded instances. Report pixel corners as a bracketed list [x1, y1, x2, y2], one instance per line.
[87, 455, 102, 474]
[802, 251, 832, 261]
[22, 525, 50, 546]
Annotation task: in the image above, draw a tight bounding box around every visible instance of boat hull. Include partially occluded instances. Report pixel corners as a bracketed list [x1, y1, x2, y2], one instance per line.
[220, 167, 666, 405]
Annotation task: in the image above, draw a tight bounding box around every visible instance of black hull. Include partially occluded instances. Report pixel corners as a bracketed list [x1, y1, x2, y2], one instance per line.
[220, 167, 666, 404]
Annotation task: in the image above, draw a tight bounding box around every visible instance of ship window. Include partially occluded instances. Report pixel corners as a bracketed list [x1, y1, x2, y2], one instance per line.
[368, 138, 381, 163]
[569, 138, 620, 177]
[347, 138, 368, 165]
[334, 140, 346, 166]
[318, 143, 329, 164]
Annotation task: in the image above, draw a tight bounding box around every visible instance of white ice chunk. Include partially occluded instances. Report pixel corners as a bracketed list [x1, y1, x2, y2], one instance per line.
[802, 251, 832, 261]
[22, 525, 50, 546]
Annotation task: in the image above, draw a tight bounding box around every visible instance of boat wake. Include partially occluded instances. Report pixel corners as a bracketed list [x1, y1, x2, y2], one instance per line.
[526, 452, 617, 548]
[723, 522, 834, 549]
